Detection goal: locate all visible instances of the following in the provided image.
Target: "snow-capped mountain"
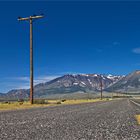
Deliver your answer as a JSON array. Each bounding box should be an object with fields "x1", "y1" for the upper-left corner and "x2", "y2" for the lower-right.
[
  {"x1": 106, "y1": 70, "x2": 140, "y2": 93},
  {"x1": 106, "y1": 74, "x2": 125, "y2": 83},
  {"x1": 0, "y1": 73, "x2": 123, "y2": 99}
]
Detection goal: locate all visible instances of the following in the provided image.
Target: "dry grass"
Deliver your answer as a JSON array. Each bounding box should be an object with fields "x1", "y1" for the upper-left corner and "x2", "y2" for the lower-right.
[
  {"x1": 0, "y1": 102, "x2": 54, "y2": 111},
  {"x1": 135, "y1": 115, "x2": 140, "y2": 125},
  {"x1": 62, "y1": 98, "x2": 111, "y2": 105},
  {"x1": 0, "y1": 98, "x2": 112, "y2": 111}
]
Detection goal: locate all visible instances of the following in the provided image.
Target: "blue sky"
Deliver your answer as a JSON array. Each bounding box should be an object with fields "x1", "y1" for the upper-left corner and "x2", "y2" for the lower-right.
[{"x1": 0, "y1": 1, "x2": 140, "y2": 92}]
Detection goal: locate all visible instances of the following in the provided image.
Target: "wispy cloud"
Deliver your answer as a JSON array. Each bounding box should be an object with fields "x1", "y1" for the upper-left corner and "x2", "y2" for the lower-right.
[
  {"x1": 10, "y1": 75, "x2": 59, "y2": 83},
  {"x1": 1, "y1": 75, "x2": 60, "y2": 92},
  {"x1": 132, "y1": 48, "x2": 140, "y2": 54},
  {"x1": 113, "y1": 41, "x2": 120, "y2": 46},
  {"x1": 34, "y1": 75, "x2": 60, "y2": 85},
  {"x1": 96, "y1": 49, "x2": 103, "y2": 53},
  {"x1": 13, "y1": 77, "x2": 30, "y2": 82},
  {"x1": 135, "y1": 63, "x2": 140, "y2": 66},
  {"x1": 0, "y1": 81, "x2": 30, "y2": 93},
  {"x1": 57, "y1": 71, "x2": 82, "y2": 75},
  {"x1": 95, "y1": 41, "x2": 120, "y2": 52}
]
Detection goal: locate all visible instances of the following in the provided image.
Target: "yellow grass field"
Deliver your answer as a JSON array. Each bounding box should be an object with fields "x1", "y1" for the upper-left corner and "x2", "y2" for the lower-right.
[
  {"x1": 0, "y1": 102, "x2": 54, "y2": 111},
  {"x1": 0, "y1": 98, "x2": 112, "y2": 111}
]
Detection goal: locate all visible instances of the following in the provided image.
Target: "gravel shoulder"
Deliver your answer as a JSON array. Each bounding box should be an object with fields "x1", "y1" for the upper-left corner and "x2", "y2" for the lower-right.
[{"x1": 0, "y1": 99, "x2": 140, "y2": 140}]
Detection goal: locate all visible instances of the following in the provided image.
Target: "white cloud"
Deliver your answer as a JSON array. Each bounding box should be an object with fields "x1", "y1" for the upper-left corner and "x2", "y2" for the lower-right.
[{"x1": 132, "y1": 48, "x2": 140, "y2": 54}]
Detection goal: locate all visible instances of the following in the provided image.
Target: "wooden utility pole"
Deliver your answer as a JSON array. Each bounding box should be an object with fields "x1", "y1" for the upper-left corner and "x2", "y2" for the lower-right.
[
  {"x1": 112, "y1": 82, "x2": 113, "y2": 99},
  {"x1": 18, "y1": 15, "x2": 44, "y2": 104},
  {"x1": 100, "y1": 75, "x2": 103, "y2": 100}
]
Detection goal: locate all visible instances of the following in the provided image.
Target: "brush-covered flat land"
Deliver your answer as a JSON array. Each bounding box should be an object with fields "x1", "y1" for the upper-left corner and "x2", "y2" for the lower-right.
[{"x1": 0, "y1": 98, "x2": 109, "y2": 111}]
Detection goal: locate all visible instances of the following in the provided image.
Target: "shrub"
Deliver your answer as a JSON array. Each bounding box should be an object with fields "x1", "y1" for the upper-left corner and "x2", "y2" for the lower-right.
[
  {"x1": 2, "y1": 101, "x2": 10, "y2": 104},
  {"x1": 61, "y1": 99, "x2": 66, "y2": 102},
  {"x1": 18, "y1": 99, "x2": 24, "y2": 105},
  {"x1": 44, "y1": 100, "x2": 49, "y2": 104},
  {"x1": 18, "y1": 99, "x2": 24, "y2": 102},
  {"x1": 34, "y1": 99, "x2": 49, "y2": 104},
  {"x1": 19, "y1": 102, "x2": 24, "y2": 105},
  {"x1": 56, "y1": 101, "x2": 61, "y2": 104}
]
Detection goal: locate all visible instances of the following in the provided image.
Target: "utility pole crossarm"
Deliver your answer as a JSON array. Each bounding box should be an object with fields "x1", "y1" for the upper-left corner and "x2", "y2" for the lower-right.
[
  {"x1": 18, "y1": 15, "x2": 44, "y2": 21},
  {"x1": 18, "y1": 17, "x2": 30, "y2": 21},
  {"x1": 31, "y1": 15, "x2": 44, "y2": 19}
]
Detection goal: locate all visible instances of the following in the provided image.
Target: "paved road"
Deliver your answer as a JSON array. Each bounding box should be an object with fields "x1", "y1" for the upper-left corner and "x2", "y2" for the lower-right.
[{"x1": 0, "y1": 99, "x2": 140, "y2": 140}]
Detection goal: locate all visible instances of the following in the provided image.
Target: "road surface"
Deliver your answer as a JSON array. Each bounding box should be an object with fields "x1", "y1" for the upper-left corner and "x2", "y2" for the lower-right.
[{"x1": 0, "y1": 99, "x2": 140, "y2": 140}]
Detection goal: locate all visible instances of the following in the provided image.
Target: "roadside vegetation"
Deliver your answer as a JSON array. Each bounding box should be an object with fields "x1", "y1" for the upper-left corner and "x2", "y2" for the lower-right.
[{"x1": 0, "y1": 98, "x2": 113, "y2": 111}]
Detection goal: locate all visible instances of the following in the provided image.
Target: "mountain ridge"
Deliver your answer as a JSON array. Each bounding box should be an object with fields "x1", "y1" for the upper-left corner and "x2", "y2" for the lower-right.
[
  {"x1": 0, "y1": 73, "x2": 123, "y2": 99},
  {"x1": 106, "y1": 70, "x2": 140, "y2": 93},
  {"x1": 2, "y1": 70, "x2": 140, "y2": 99}
]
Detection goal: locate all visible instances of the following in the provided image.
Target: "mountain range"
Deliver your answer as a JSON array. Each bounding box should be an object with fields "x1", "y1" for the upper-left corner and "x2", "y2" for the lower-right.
[
  {"x1": 106, "y1": 70, "x2": 140, "y2": 93},
  {"x1": 1, "y1": 70, "x2": 140, "y2": 99},
  {"x1": 0, "y1": 73, "x2": 122, "y2": 99}
]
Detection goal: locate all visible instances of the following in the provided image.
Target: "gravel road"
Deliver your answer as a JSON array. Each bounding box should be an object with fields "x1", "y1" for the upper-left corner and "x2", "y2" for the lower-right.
[{"x1": 0, "y1": 99, "x2": 140, "y2": 140}]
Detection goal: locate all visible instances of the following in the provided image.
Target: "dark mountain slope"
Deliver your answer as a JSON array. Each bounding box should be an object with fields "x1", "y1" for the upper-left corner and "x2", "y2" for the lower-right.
[{"x1": 106, "y1": 70, "x2": 140, "y2": 93}]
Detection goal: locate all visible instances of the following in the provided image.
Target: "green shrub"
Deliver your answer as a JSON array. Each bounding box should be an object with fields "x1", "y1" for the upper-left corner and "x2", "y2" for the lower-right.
[
  {"x1": 19, "y1": 102, "x2": 24, "y2": 105},
  {"x1": 56, "y1": 101, "x2": 61, "y2": 104},
  {"x1": 18, "y1": 99, "x2": 24, "y2": 105},
  {"x1": 61, "y1": 99, "x2": 66, "y2": 102},
  {"x1": 2, "y1": 101, "x2": 10, "y2": 104},
  {"x1": 34, "y1": 99, "x2": 49, "y2": 104}
]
